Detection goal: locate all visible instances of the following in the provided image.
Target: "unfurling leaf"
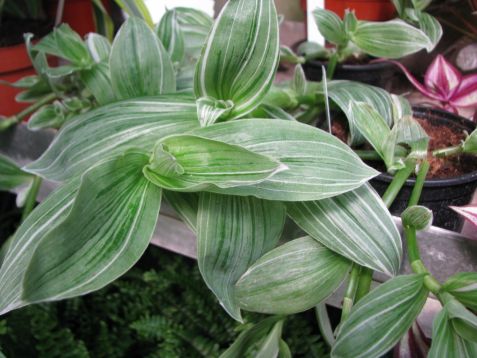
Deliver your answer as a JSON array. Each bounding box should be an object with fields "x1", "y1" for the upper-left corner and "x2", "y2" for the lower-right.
[
  {"x1": 287, "y1": 184, "x2": 402, "y2": 276},
  {"x1": 197, "y1": 193, "x2": 285, "y2": 321},
  {"x1": 442, "y1": 272, "x2": 477, "y2": 312},
  {"x1": 235, "y1": 237, "x2": 351, "y2": 315},
  {"x1": 194, "y1": 0, "x2": 279, "y2": 122},
  {"x1": 22, "y1": 151, "x2": 162, "y2": 302},
  {"x1": 332, "y1": 274, "x2": 429, "y2": 358},
  {"x1": 143, "y1": 135, "x2": 285, "y2": 191},
  {"x1": 402, "y1": 205, "x2": 433, "y2": 231}
]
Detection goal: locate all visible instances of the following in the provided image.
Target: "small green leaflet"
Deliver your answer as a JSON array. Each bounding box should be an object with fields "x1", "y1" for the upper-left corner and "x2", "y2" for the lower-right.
[
  {"x1": 25, "y1": 96, "x2": 199, "y2": 181},
  {"x1": 22, "y1": 151, "x2": 162, "y2": 303},
  {"x1": 332, "y1": 274, "x2": 429, "y2": 358},
  {"x1": 197, "y1": 193, "x2": 285, "y2": 321},
  {"x1": 0, "y1": 154, "x2": 34, "y2": 191},
  {"x1": 312, "y1": 9, "x2": 348, "y2": 46},
  {"x1": 287, "y1": 184, "x2": 402, "y2": 276},
  {"x1": 109, "y1": 17, "x2": 175, "y2": 100},
  {"x1": 143, "y1": 135, "x2": 286, "y2": 191},
  {"x1": 157, "y1": 9, "x2": 185, "y2": 64},
  {"x1": 442, "y1": 273, "x2": 477, "y2": 312},
  {"x1": 190, "y1": 118, "x2": 378, "y2": 201},
  {"x1": 194, "y1": 0, "x2": 279, "y2": 124},
  {"x1": 235, "y1": 237, "x2": 351, "y2": 315}
]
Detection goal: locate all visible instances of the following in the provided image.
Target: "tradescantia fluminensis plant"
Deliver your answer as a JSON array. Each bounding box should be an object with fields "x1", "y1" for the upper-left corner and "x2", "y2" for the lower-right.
[{"x1": 0, "y1": 1, "x2": 476, "y2": 357}]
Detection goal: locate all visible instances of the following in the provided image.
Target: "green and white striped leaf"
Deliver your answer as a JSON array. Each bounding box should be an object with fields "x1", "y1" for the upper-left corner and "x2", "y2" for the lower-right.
[
  {"x1": 85, "y1": 33, "x2": 111, "y2": 64},
  {"x1": 292, "y1": 65, "x2": 307, "y2": 96},
  {"x1": 143, "y1": 135, "x2": 285, "y2": 191},
  {"x1": 110, "y1": 17, "x2": 175, "y2": 100},
  {"x1": 429, "y1": 306, "x2": 477, "y2": 358},
  {"x1": 250, "y1": 104, "x2": 296, "y2": 121},
  {"x1": 235, "y1": 237, "x2": 351, "y2": 315},
  {"x1": 163, "y1": 191, "x2": 198, "y2": 232},
  {"x1": 0, "y1": 178, "x2": 80, "y2": 315},
  {"x1": 194, "y1": 0, "x2": 279, "y2": 123},
  {"x1": 191, "y1": 118, "x2": 378, "y2": 201},
  {"x1": 332, "y1": 274, "x2": 429, "y2": 358},
  {"x1": 157, "y1": 9, "x2": 185, "y2": 64},
  {"x1": 446, "y1": 298, "x2": 477, "y2": 343},
  {"x1": 327, "y1": 80, "x2": 395, "y2": 146},
  {"x1": 27, "y1": 102, "x2": 66, "y2": 130},
  {"x1": 391, "y1": 115, "x2": 429, "y2": 163},
  {"x1": 22, "y1": 151, "x2": 162, "y2": 303},
  {"x1": 0, "y1": 154, "x2": 34, "y2": 191},
  {"x1": 80, "y1": 62, "x2": 115, "y2": 105},
  {"x1": 442, "y1": 273, "x2": 477, "y2": 312},
  {"x1": 287, "y1": 184, "x2": 402, "y2": 276},
  {"x1": 312, "y1": 9, "x2": 348, "y2": 47},
  {"x1": 197, "y1": 193, "x2": 285, "y2": 321},
  {"x1": 350, "y1": 19, "x2": 434, "y2": 58},
  {"x1": 25, "y1": 95, "x2": 199, "y2": 182},
  {"x1": 113, "y1": 0, "x2": 154, "y2": 28},
  {"x1": 255, "y1": 320, "x2": 283, "y2": 358},
  {"x1": 175, "y1": 7, "x2": 213, "y2": 60},
  {"x1": 415, "y1": 11, "x2": 442, "y2": 48}
]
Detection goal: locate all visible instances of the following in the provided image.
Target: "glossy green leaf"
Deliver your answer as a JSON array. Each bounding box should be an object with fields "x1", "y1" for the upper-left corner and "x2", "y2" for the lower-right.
[
  {"x1": 190, "y1": 119, "x2": 378, "y2": 201},
  {"x1": 0, "y1": 154, "x2": 34, "y2": 191},
  {"x1": 110, "y1": 17, "x2": 175, "y2": 100},
  {"x1": 85, "y1": 33, "x2": 111, "y2": 63},
  {"x1": 22, "y1": 151, "x2": 162, "y2": 303},
  {"x1": 25, "y1": 95, "x2": 199, "y2": 182},
  {"x1": 157, "y1": 9, "x2": 185, "y2": 64},
  {"x1": 312, "y1": 9, "x2": 348, "y2": 46},
  {"x1": 113, "y1": 0, "x2": 154, "y2": 28},
  {"x1": 350, "y1": 19, "x2": 434, "y2": 58},
  {"x1": 0, "y1": 178, "x2": 80, "y2": 314},
  {"x1": 401, "y1": 205, "x2": 433, "y2": 231},
  {"x1": 143, "y1": 135, "x2": 285, "y2": 191},
  {"x1": 442, "y1": 273, "x2": 477, "y2": 311},
  {"x1": 287, "y1": 184, "x2": 402, "y2": 276},
  {"x1": 197, "y1": 193, "x2": 285, "y2": 321},
  {"x1": 194, "y1": 0, "x2": 279, "y2": 123},
  {"x1": 332, "y1": 274, "x2": 429, "y2": 358},
  {"x1": 235, "y1": 237, "x2": 351, "y2": 315},
  {"x1": 163, "y1": 191, "x2": 198, "y2": 232},
  {"x1": 429, "y1": 306, "x2": 477, "y2": 358},
  {"x1": 80, "y1": 62, "x2": 115, "y2": 105}
]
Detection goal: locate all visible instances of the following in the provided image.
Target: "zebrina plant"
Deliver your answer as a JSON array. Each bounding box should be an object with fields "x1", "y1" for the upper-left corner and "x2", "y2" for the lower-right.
[{"x1": 0, "y1": 1, "x2": 476, "y2": 357}]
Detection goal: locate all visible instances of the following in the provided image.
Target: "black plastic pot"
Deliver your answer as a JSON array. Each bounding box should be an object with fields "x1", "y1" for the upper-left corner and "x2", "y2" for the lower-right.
[
  {"x1": 303, "y1": 59, "x2": 396, "y2": 88},
  {"x1": 370, "y1": 107, "x2": 477, "y2": 232}
]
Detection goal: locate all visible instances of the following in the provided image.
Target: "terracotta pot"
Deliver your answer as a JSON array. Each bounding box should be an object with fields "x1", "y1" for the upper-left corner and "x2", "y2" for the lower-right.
[
  {"x1": 48, "y1": 0, "x2": 96, "y2": 37},
  {"x1": 325, "y1": 0, "x2": 396, "y2": 20},
  {"x1": 0, "y1": 44, "x2": 36, "y2": 117}
]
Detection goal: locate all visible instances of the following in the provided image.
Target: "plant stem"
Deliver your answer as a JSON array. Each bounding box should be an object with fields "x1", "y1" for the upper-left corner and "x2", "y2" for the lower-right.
[
  {"x1": 432, "y1": 145, "x2": 463, "y2": 158},
  {"x1": 340, "y1": 264, "x2": 360, "y2": 322},
  {"x1": 21, "y1": 176, "x2": 42, "y2": 222},
  {"x1": 0, "y1": 93, "x2": 56, "y2": 131},
  {"x1": 326, "y1": 53, "x2": 339, "y2": 80},
  {"x1": 382, "y1": 163, "x2": 415, "y2": 208},
  {"x1": 354, "y1": 150, "x2": 382, "y2": 161},
  {"x1": 354, "y1": 268, "x2": 373, "y2": 302},
  {"x1": 408, "y1": 160, "x2": 429, "y2": 207}
]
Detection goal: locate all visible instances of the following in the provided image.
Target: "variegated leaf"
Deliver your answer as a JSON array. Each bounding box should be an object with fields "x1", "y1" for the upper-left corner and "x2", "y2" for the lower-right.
[
  {"x1": 235, "y1": 237, "x2": 351, "y2": 315},
  {"x1": 85, "y1": 33, "x2": 111, "y2": 64},
  {"x1": 194, "y1": 0, "x2": 279, "y2": 123},
  {"x1": 312, "y1": 9, "x2": 348, "y2": 46},
  {"x1": 175, "y1": 7, "x2": 213, "y2": 60},
  {"x1": 157, "y1": 9, "x2": 185, "y2": 63},
  {"x1": 80, "y1": 63, "x2": 115, "y2": 105},
  {"x1": 197, "y1": 193, "x2": 285, "y2": 321},
  {"x1": 0, "y1": 154, "x2": 34, "y2": 191},
  {"x1": 442, "y1": 273, "x2": 477, "y2": 312},
  {"x1": 110, "y1": 17, "x2": 175, "y2": 100},
  {"x1": 22, "y1": 151, "x2": 162, "y2": 302},
  {"x1": 415, "y1": 11, "x2": 442, "y2": 48},
  {"x1": 25, "y1": 96, "x2": 199, "y2": 182},
  {"x1": 113, "y1": 0, "x2": 154, "y2": 28},
  {"x1": 287, "y1": 184, "x2": 402, "y2": 276},
  {"x1": 190, "y1": 119, "x2": 378, "y2": 201},
  {"x1": 163, "y1": 191, "x2": 198, "y2": 232}
]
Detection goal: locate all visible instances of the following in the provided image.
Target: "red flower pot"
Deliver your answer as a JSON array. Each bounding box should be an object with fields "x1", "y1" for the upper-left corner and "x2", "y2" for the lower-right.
[
  {"x1": 325, "y1": 0, "x2": 396, "y2": 20},
  {"x1": 48, "y1": 0, "x2": 96, "y2": 37}
]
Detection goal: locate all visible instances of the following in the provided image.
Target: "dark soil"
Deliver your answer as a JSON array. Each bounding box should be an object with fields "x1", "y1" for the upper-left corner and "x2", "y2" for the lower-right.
[{"x1": 0, "y1": 18, "x2": 53, "y2": 47}]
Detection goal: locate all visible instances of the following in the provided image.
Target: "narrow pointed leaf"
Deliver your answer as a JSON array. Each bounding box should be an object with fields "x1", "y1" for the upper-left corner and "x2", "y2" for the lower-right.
[
  {"x1": 22, "y1": 151, "x2": 162, "y2": 302},
  {"x1": 235, "y1": 237, "x2": 351, "y2": 315},
  {"x1": 425, "y1": 54, "x2": 461, "y2": 97},
  {"x1": 0, "y1": 154, "x2": 34, "y2": 191},
  {"x1": 0, "y1": 178, "x2": 80, "y2": 315},
  {"x1": 312, "y1": 9, "x2": 348, "y2": 46},
  {"x1": 194, "y1": 0, "x2": 279, "y2": 120},
  {"x1": 25, "y1": 96, "x2": 199, "y2": 181},
  {"x1": 287, "y1": 184, "x2": 402, "y2": 276},
  {"x1": 451, "y1": 74, "x2": 477, "y2": 108},
  {"x1": 157, "y1": 9, "x2": 185, "y2": 63},
  {"x1": 332, "y1": 274, "x2": 429, "y2": 358},
  {"x1": 442, "y1": 273, "x2": 477, "y2": 311},
  {"x1": 27, "y1": 102, "x2": 65, "y2": 130},
  {"x1": 110, "y1": 17, "x2": 175, "y2": 100},
  {"x1": 256, "y1": 320, "x2": 283, "y2": 358},
  {"x1": 191, "y1": 119, "x2": 378, "y2": 201},
  {"x1": 85, "y1": 33, "x2": 111, "y2": 64},
  {"x1": 113, "y1": 0, "x2": 154, "y2": 28},
  {"x1": 463, "y1": 127, "x2": 477, "y2": 154},
  {"x1": 197, "y1": 193, "x2": 285, "y2": 321}
]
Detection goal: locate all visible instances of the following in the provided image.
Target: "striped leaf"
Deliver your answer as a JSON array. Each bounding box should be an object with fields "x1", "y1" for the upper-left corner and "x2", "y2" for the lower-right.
[
  {"x1": 25, "y1": 96, "x2": 199, "y2": 182},
  {"x1": 0, "y1": 178, "x2": 80, "y2": 315},
  {"x1": 327, "y1": 80, "x2": 395, "y2": 146},
  {"x1": 312, "y1": 9, "x2": 348, "y2": 46},
  {"x1": 415, "y1": 11, "x2": 442, "y2": 48},
  {"x1": 85, "y1": 33, "x2": 111, "y2": 64},
  {"x1": 113, "y1": 0, "x2": 154, "y2": 28},
  {"x1": 22, "y1": 151, "x2": 162, "y2": 303},
  {"x1": 235, "y1": 237, "x2": 351, "y2": 315},
  {"x1": 163, "y1": 191, "x2": 198, "y2": 232},
  {"x1": 27, "y1": 102, "x2": 66, "y2": 130},
  {"x1": 350, "y1": 19, "x2": 434, "y2": 58},
  {"x1": 110, "y1": 17, "x2": 175, "y2": 100},
  {"x1": 190, "y1": 119, "x2": 378, "y2": 201},
  {"x1": 175, "y1": 7, "x2": 213, "y2": 60},
  {"x1": 287, "y1": 184, "x2": 402, "y2": 276},
  {"x1": 194, "y1": 0, "x2": 279, "y2": 123},
  {"x1": 197, "y1": 193, "x2": 285, "y2": 321},
  {"x1": 143, "y1": 135, "x2": 285, "y2": 191},
  {"x1": 157, "y1": 9, "x2": 185, "y2": 64},
  {"x1": 429, "y1": 306, "x2": 477, "y2": 358},
  {"x1": 332, "y1": 274, "x2": 429, "y2": 358},
  {"x1": 250, "y1": 104, "x2": 296, "y2": 121},
  {"x1": 80, "y1": 63, "x2": 115, "y2": 105},
  {"x1": 0, "y1": 154, "x2": 33, "y2": 191},
  {"x1": 442, "y1": 273, "x2": 477, "y2": 312},
  {"x1": 446, "y1": 299, "x2": 477, "y2": 343}
]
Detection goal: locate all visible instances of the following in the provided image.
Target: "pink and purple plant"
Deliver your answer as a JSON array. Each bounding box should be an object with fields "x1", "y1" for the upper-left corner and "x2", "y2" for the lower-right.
[
  {"x1": 384, "y1": 55, "x2": 477, "y2": 116},
  {"x1": 451, "y1": 205, "x2": 477, "y2": 230}
]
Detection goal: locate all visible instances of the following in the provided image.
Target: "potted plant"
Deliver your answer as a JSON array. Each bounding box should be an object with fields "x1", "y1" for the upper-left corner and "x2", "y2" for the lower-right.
[
  {"x1": 0, "y1": 1, "x2": 475, "y2": 357},
  {"x1": 299, "y1": 1, "x2": 442, "y2": 87}
]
